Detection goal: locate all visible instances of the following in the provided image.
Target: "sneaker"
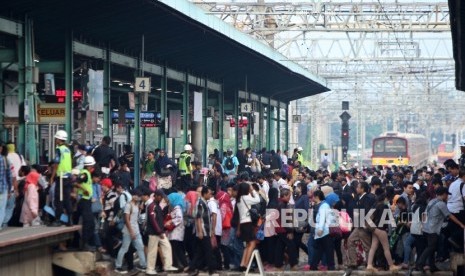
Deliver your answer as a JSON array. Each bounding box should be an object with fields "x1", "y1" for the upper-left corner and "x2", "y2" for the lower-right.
[
  {"x1": 164, "y1": 266, "x2": 178, "y2": 271},
  {"x1": 302, "y1": 264, "x2": 310, "y2": 271},
  {"x1": 145, "y1": 269, "x2": 157, "y2": 275},
  {"x1": 136, "y1": 265, "x2": 146, "y2": 272},
  {"x1": 115, "y1": 267, "x2": 128, "y2": 274}
]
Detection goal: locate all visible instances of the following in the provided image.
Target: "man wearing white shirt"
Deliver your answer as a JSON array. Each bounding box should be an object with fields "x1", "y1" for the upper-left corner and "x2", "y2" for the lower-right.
[
  {"x1": 446, "y1": 167, "x2": 465, "y2": 251},
  {"x1": 257, "y1": 175, "x2": 270, "y2": 196},
  {"x1": 208, "y1": 193, "x2": 223, "y2": 270}
]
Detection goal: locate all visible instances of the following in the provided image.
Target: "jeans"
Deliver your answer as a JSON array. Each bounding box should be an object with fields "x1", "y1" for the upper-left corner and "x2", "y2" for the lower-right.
[
  {"x1": 93, "y1": 213, "x2": 102, "y2": 248},
  {"x1": 228, "y1": 228, "x2": 244, "y2": 268},
  {"x1": 403, "y1": 233, "x2": 416, "y2": 264},
  {"x1": 0, "y1": 192, "x2": 8, "y2": 229},
  {"x1": 116, "y1": 233, "x2": 147, "y2": 268},
  {"x1": 3, "y1": 192, "x2": 15, "y2": 226},
  {"x1": 76, "y1": 198, "x2": 95, "y2": 246}
]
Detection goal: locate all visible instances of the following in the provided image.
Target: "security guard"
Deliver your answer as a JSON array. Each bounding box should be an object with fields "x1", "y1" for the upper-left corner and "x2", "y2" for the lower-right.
[
  {"x1": 74, "y1": 156, "x2": 96, "y2": 250},
  {"x1": 178, "y1": 144, "x2": 193, "y2": 191},
  {"x1": 50, "y1": 130, "x2": 73, "y2": 226},
  {"x1": 296, "y1": 146, "x2": 304, "y2": 164}
]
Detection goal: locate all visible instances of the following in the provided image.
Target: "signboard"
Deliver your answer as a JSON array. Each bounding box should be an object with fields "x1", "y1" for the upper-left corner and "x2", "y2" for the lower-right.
[
  {"x1": 241, "y1": 103, "x2": 252, "y2": 113},
  {"x1": 135, "y1": 77, "x2": 151, "y2": 93},
  {"x1": 292, "y1": 115, "x2": 301, "y2": 123},
  {"x1": 111, "y1": 111, "x2": 161, "y2": 127},
  {"x1": 168, "y1": 110, "x2": 181, "y2": 138},
  {"x1": 37, "y1": 104, "x2": 66, "y2": 123}
]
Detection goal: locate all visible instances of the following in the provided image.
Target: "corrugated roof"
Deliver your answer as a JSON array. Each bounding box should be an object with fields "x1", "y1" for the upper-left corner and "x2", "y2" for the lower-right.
[{"x1": 1, "y1": 0, "x2": 329, "y2": 102}]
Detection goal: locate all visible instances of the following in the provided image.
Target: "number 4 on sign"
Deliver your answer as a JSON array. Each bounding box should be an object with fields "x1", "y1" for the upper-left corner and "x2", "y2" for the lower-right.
[{"x1": 135, "y1": 77, "x2": 151, "y2": 93}]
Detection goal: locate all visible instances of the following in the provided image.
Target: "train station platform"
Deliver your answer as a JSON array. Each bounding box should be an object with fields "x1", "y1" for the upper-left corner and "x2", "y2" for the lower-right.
[{"x1": 0, "y1": 225, "x2": 80, "y2": 276}]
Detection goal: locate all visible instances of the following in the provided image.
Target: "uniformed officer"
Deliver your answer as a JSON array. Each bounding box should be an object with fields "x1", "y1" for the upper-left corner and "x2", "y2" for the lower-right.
[
  {"x1": 296, "y1": 146, "x2": 304, "y2": 164},
  {"x1": 178, "y1": 144, "x2": 193, "y2": 191},
  {"x1": 74, "y1": 156, "x2": 96, "y2": 250},
  {"x1": 50, "y1": 130, "x2": 73, "y2": 226}
]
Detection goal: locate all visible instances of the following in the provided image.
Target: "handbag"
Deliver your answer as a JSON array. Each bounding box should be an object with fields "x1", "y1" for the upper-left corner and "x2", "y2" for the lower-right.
[
  {"x1": 222, "y1": 209, "x2": 232, "y2": 229},
  {"x1": 91, "y1": 200, "x2": 103, "y2": 213},
  {"x1": 243, "y1": 198, "x2": 260, "y2": 224},
  {"x1": 149, "y1": 176, "x2": 157, "y2": 192},
  {"x1": 256, "y1": 223, "x2": 265, "y2": 240},
  {"x1": 164, "y1": 213, "x2": 175, "y2": 232}
]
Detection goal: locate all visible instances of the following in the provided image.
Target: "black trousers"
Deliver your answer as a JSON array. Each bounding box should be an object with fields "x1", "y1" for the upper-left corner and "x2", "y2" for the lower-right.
[
  {"x1": 310, "y1": 235, "x2": 335, "y2": 270},
  {"x1": 76, "y1": 198, "x2": 95, "y2": 246},
  {"x1": 189, "y1": 237, "x2": 215, "y2": 273},
  {"x1": 416, "y1": 232, "x2": 438, "y2": 268},
  {"x1": 274, "y1": 233, "x2": 298, "y2": 267},
  {"x1": 213, "y1": 235, "x2": 223, "y2": 269},
  {"x1": 293, "y1": 231, "x2": 309, "y2": 260},
  {"x1": 448, "y1": 211, "x2": 465, "y2": 251},
  {"x1": 171, "y1": 240, "x2": 188, "y2": 269},
  {"x1": 54, "y1": 177, "x2": 73, "y2": 222}
]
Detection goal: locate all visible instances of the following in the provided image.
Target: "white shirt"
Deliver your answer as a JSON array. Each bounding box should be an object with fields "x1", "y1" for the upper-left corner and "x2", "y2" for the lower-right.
[
  {"x1": 237, "y1": 191, "x2": 261, "y2": 223},
  {"x1": 7, "y1": 152, "x2": 26, "y2": 179},
  {"x1": 447, "y1": 178, "x2": 465, "y2": 213},
  {"x1": 208, "y1": 198, "x2": 222, "y2": 236},
  {"x1": 260, "y1": 180, "x2": 270, "y2": 196},
  {"x1": 281, "y1": 154, "x2": 288, "y2": 165}
]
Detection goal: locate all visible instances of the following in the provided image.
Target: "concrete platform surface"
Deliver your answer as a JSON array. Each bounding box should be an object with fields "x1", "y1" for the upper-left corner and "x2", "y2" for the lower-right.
[{"x1": 0, "y1": 225, "x2": 81, "y2": 247}]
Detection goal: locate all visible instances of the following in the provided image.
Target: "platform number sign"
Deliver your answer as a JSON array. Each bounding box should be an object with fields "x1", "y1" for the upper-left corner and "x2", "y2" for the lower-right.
[
  {"x1": 241, "y1": 103, "x2": 252, "y2": 113},
  {"x1": 135, "y1": 77, "x2": 151, "y2": 93},
  {"x1": 292, "y1": 115, "x2": 301, "y2": 123}
]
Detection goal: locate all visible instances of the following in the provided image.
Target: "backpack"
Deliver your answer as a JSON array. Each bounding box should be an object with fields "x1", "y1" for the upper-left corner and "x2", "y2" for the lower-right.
[
  {"x1": 225, "y1": 157, "x2": 235, "y2": 170},
  {"x1": 114, "y1": 192, "x2": 129, "y2": 219},
  {"x1": 321, "y1": 158, "x2": 329, "y2": 168}
]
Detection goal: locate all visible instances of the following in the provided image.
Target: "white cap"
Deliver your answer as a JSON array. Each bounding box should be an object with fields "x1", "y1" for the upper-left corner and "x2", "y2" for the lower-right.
[
  {"x1": 84, "y1": 156, "x2": 96, "y2": 166},
  {"x1": 184, "y1": 144, "x2": 192, "y2": 151},
  {"x1": 297, "y1": 146, "x2": 303, "y2": 151},
  {"x1": 460, "y1": 139, "x2": 465, "y2": 147},
  {"x1": 54, "y1": 130, "x2": 68, "y2": 141}
]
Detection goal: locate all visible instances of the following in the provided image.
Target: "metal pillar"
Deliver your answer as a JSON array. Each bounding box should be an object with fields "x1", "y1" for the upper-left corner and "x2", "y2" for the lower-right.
[
  {"x1": 134, "y1": 93, "x2": 140, "y2": 187},
  {"x1": 234, "y1": 90, "x2": 239, "y2": 153},
  {"x1": 266, "y1": 100, "x2": 272, "y2": 150},
  {"x1": 182, "y1": 73, "x2": 189, "y2": 145},
  {"x1": 159, "y1": 66, "x2": 167, "y2": 150},
  {"x1": 103, "y1": 44, "x2": 111, "y2": 137},
  {"x1": 285, "y1": 106, "x2": 289, "y2": 151},
  {"x1": 258, "y1": 103, "x2": 264, "y2": 150},
  {"x1": 202, "y1": 80, "x2": 208, "y2": 166},
  {"x1": 65, "y1": 31, "x2": 73, "y2": 139},
  {"x1": 218, "y1": 85, "x2": 224, "y2": 156},
  {"x1": 17, "y1": 31, "x2": 25, "y2": 156},
  {"x1": 24, "y1": 18, "x2": 37, "y2": 163},
  {"x1": 276, "y1": 106, "x2": 280, "y2": 150}
]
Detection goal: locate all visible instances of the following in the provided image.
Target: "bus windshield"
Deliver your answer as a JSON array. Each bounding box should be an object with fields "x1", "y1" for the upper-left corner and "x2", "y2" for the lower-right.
[{"x1": 373, "y1": 138, "x2": 407, "y2": 157}]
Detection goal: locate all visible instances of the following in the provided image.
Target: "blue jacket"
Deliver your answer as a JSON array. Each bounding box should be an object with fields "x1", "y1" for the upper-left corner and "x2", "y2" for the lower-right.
[{"x1": 314, "y1": 201, "x2": 330, "y2": 239}]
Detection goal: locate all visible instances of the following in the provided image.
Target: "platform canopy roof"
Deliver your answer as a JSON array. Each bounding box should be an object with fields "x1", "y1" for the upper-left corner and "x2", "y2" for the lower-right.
[{"x1": 1, "y1": 0, "x2": 329, "y2": 103}]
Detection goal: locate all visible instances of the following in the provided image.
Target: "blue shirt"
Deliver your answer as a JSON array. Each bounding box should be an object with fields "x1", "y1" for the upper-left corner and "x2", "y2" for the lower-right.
[
  {"x1": 314, "y1": 201, "x2": 331, "y2": 239},
  {"x1": 222, "y1": 155, "x2": 239, "y2": 175},
  {"x1": 0, "y1": 155, "x2": 12, "y2": 194}
]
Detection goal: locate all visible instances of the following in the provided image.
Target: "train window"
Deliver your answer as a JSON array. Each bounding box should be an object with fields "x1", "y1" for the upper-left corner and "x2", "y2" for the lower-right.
[
  {"x1": 385, "y1": 138, "x2": 406, "y2": 153},
  {"x1": 374, "y1": 139, "x2": 384, "y2": 152}
]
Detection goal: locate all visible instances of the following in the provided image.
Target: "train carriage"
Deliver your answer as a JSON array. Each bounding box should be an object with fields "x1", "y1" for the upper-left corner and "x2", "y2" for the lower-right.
[{"x1": 372, "y1": 132, "x2": 429, "y2": 168}]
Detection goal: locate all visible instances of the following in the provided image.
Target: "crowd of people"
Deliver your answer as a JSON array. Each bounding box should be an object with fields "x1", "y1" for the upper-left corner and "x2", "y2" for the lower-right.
[{"x1": 1, "y1": 130, "x2": 465, "y2": 276}]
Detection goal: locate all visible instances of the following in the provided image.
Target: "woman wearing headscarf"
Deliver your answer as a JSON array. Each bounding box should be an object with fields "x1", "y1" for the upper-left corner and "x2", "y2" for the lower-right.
[
  {"x1": 20, "y1": 171, "x2": 42, "y2": 227},
  {"x1": 166, "y1": 192, "x2": 187, "y2": 270},
  {"x1": 216, "y1": 191, "x2": 233, "y2": 270}
]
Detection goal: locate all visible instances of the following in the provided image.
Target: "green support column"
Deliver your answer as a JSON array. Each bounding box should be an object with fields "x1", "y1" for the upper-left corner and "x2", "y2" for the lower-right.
[
  {"x1": 134, "y1": 93, "x2": 141, "y2": 188},
  {"x1": 218, "y1": 84, "x2": 224, "y2": 157},
  {"x1": 159, "y1": 66, "x2": 167, "y2": 150},
  {"x1": 202, "y1": 80, "x2": 208, "y2": 166},
  {"x1": 103, "y1": 44, "x2": 111, "y2": 137},
  {"x1": 17, "y1": 40, "x2": 25, "y2": 156},
  {"x1": 182, "y1": 73, "x2": 189, "y2": 145},
  {"x1": 285, "y1": 105, "x2": 289, "y2": 151},
  {"x1": 276, "y1": 105, "x2": 280, "y2": 150},
  {"x1": 65, "y1": 31, "x2": 73, "y2": 139},
  {"x1": 234, "y1": 90, "x2": 239, "y2": 153},
  {"x1": 24, "y1": 18, "x2": 37, "y2": 163},
  {"x1": 266, "y1": 100, "x2": 272, "y2": 150}
]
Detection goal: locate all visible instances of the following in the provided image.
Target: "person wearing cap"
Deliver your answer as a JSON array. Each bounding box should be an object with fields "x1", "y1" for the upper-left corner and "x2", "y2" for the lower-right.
[
  {"x1": 115, "y1": 188, "x2": 147, "y2": 274},
  {"x1": 50, "y1": 130, "x2": 73, "y2": 227},
  {"x1": 74, "y1": 155, "x2": 96, "y2": 250},
  {"x1": 222, "y1": 148, "x2": 239, "y2": 178},
  {"x1": 178, "y1": 145, "x2": 193, "y2": 191},
  {"x1": 416, "y1": 187, "x2": 465, "y2": 273}
]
